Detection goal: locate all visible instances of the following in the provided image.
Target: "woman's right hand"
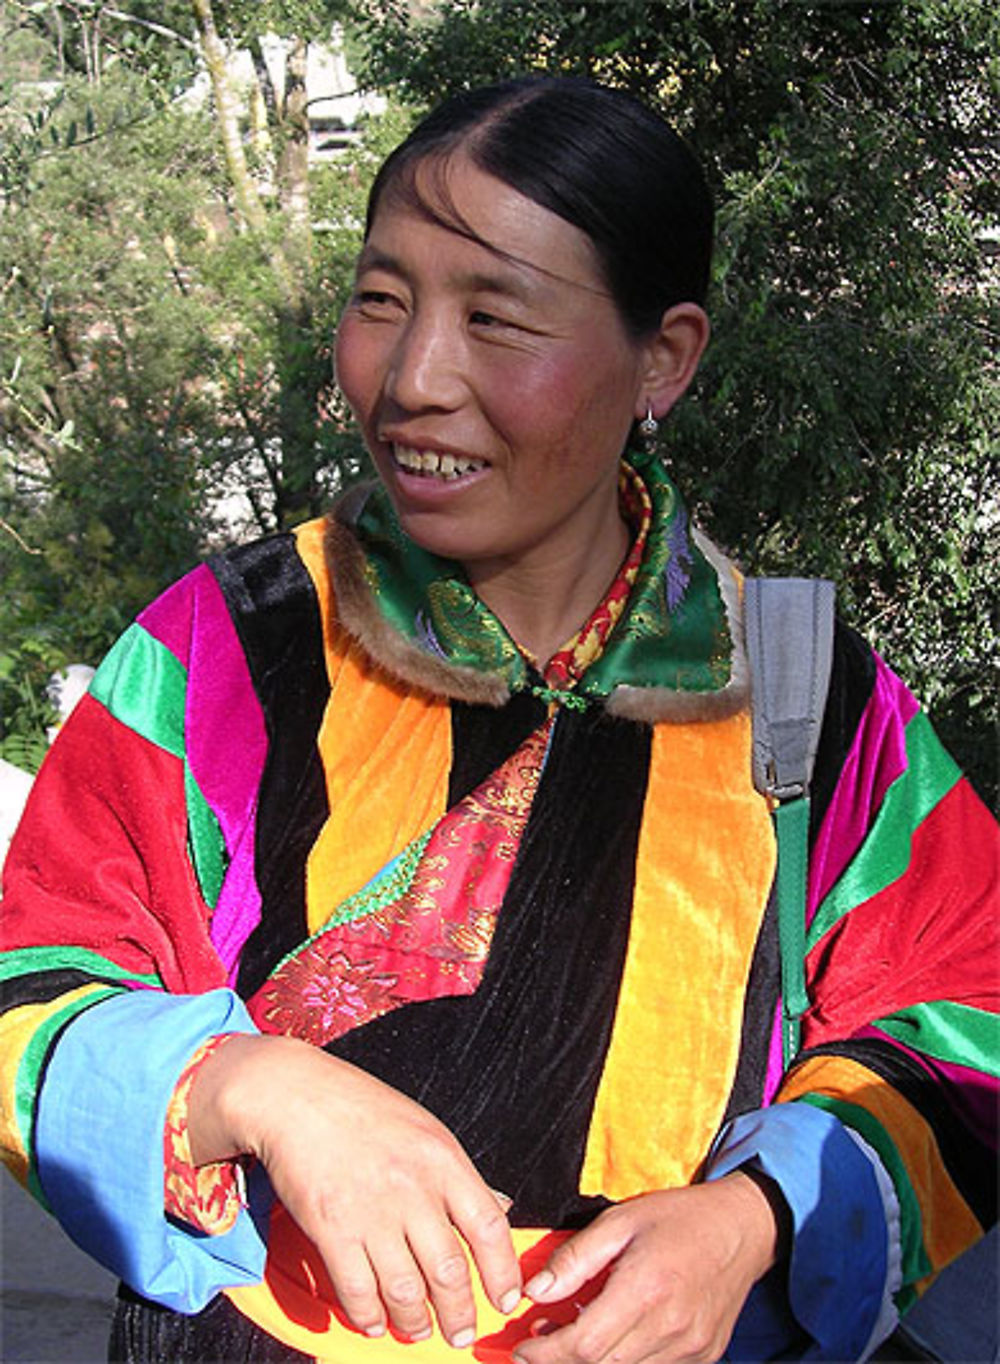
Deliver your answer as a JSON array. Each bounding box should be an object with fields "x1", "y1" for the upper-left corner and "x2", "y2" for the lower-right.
[{"x1": 186, "y1": 1032, "x2": 522, "y2": 1347}]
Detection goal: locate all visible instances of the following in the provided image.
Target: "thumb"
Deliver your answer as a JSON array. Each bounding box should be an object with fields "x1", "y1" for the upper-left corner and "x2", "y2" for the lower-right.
[{"x1": 523, "y1": 1217, "x2": 632, "y2": 1304}]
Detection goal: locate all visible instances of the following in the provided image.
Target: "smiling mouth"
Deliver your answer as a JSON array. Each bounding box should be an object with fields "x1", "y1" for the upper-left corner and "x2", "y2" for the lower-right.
[{"x1": 392, "y1": 445, "x2": 487, "y2": 481}]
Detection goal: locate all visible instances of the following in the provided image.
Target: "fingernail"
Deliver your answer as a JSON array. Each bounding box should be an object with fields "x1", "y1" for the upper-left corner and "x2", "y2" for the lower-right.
[
  {"x1": 524, "y1": 1269, "x2": 555, "y2": 1300},
  {"x1": 450, "y1": 1326, "x2": 476, "y2": 1349},
  {"x1": 409, "y1": 1327, "x2": 433, "y2": 1342},
  {"x1": 500, "y1": 1287, "x2": 522, "y2": 1314},
  {"x1": 365, "y1": 1323, "x2": 386, "y2": 1338},
  {"x1": 490, "y1": 1186, "x2": 514, "y2": 1213}
]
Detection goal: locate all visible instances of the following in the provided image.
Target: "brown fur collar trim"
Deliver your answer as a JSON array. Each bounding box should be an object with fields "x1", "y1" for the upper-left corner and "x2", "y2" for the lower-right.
[
  {"x1": 324, "y1": 489, "x2": 747, "y2": 723},
  {"x1": 325, "y1": 493, "x2": 510, "y2": 706}
]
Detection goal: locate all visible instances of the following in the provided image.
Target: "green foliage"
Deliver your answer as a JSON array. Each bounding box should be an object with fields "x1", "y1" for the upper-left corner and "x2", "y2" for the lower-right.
[
  {"x1": 0, "y1": 0, "x2": 376, "y2": 721},
  {"x1": 354, "y1": 0, "x2": 1000, "y2": 806},
  {"x1": 0, "y1": 634, "x2": 60, "y2": 775},
  {"x1": 1, "y1": 73, "x2": 223, "y2": 664}
]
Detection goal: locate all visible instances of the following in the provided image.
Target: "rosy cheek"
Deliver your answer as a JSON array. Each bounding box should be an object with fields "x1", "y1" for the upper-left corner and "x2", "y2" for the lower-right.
[
  {"x1": 484, "y1": 350, "x2": 576, "y2": 421},
  {"x1": 334, "y1": 321, "x2": 376, "y2": 417}
]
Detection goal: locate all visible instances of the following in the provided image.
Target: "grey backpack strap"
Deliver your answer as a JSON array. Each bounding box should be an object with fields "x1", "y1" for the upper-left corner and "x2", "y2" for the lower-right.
[{"x1": 744, "y1": 577, "x2": 836, "y2": 1067}]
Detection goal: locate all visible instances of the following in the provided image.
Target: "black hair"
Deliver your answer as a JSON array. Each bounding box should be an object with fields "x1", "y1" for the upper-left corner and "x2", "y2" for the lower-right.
[{"x1": 365, "y1": 75, "x2": 714, "y2": 338}]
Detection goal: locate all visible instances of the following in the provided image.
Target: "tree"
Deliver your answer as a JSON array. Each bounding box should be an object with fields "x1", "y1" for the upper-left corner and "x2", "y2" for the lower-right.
[
  {"x1": 354, "y1": 0, "x2": 999, "y2": 803},
  {"x1": 1, "y1": 0, "x2": 393, "y2": 764}
]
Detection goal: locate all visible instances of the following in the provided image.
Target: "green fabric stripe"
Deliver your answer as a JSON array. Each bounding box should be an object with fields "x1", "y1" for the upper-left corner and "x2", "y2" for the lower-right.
[
  {"x1": 798, "y1": 1092, "x2": 930, "y2": 1294},
  {"x1": 874, "y1": 1002, "x2": 1000, "y2": 1077},
  {"x1": 808, "y1": 710, "x2": 960, "y2": 947},
  {"x1": 19, "y1": 985, "x2": 120, "y2": 1208},
  {"x1": 89, "y1": 626, "x2": 225, "y2": 906},
  {"x1": 89, "y1": 624, "x2": 187, "y2": 759},
  {"x1": 328, "y1": 830, "x2": 433, "y2": 929},
  {"x1": 184, "y1": 761, "x2": 226, "y2": 909},
  {"x1": 0, "y1": 946, "x2": 161, "y2": 988}
]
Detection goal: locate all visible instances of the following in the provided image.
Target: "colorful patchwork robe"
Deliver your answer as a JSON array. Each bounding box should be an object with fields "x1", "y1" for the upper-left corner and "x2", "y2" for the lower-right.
[{"x1": 1, "y1": 458, "x2": 996, "y2": 1361}]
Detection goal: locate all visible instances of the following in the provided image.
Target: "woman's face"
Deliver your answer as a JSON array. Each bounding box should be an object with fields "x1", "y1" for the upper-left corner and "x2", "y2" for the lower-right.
[{"x1": 335, "y1": 156, "x2": 653, "y2": 578}]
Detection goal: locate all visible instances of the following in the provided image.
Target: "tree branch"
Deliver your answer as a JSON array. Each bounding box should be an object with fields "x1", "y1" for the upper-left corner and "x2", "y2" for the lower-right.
[
  {"x1": 0, "y1": 517, "x2": 43, "y2": 555},
  {"x1": 50, "y1": 0, "x2": 199, "y2": 52}
]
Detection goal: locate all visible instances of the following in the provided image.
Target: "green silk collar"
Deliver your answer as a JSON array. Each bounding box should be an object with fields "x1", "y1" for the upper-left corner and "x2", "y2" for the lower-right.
[{"x1": 349, "y1": 451, "x2": 733, "y2": 700}]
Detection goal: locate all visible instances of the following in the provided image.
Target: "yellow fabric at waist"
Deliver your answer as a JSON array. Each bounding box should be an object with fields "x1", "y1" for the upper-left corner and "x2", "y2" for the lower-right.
[{"x1": 226, "y1": 1210, "x2": 576, "y2": 1362}]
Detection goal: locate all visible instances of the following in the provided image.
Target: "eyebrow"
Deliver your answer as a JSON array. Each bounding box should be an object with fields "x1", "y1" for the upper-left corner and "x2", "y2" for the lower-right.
[{"x1": 355, "y1": 244, "x2": 546, "y2": 304}]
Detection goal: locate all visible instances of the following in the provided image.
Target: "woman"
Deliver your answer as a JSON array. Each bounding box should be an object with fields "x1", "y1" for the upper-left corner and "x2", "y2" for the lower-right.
[{"x1": 1, "y1": 77, "x2": 995, "y2": 1364}]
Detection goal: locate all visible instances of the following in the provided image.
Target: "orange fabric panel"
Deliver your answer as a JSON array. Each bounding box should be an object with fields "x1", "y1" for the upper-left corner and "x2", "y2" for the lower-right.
[
  {"x1": 778, "y1": 1053, "x2": 982, "y2": 1285},
  {"x1": 294, "y1": 521, "x2": 452, "y2": 933},
  {"x1": 227, "y1": 1212, "x2": 581, "y2": 1362},
  {"x1": 581, "y1": 709, "x2": 775, "y2": 1198}
]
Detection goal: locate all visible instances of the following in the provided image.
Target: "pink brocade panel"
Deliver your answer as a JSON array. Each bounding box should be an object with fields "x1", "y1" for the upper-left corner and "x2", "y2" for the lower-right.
[{"x1": 248, "y1": 720, "x2": 552, "y2": 1045}]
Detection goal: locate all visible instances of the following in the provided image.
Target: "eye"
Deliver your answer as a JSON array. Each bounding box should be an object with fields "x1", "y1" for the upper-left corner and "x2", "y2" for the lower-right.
[
  {"x1": 469, "y1": 308, "x2": 524, "y2": 333},
  {"x1": 353, "y1": 288, "x2": 404, "y2": 317}
]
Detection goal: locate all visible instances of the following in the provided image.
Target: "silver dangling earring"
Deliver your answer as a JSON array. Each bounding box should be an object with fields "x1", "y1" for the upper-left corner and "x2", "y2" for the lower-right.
[{"x1": 639, "y1": 402, "x2": 659, "y2": 452}]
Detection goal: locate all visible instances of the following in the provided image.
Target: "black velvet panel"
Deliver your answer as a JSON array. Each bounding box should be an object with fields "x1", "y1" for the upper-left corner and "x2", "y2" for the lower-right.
[
  {"x1": 792, "y1": 1039, "x2": 998, "y2": 1231},
  {"x1": 448, "y1": 688, "x2": 548, "y2": 803},
  {"x1": 209, "y1": 536, "x2": 331, "y2": 999},
  {"x1": 720, "y1": 880, "x2": 781, "y2": 1125},
  {"x1": 329, "y1": 700, "x2": 652, "y2": 1230},
  {"x1": 0, "y1": 969, "x2": 120, "y2": 1014},
  {"x1": 110, "y1": 1282, "x2": 310, "y2": 1363},
  {"x1": 809, "y1": 622, "x2": 877, "y2": 840}
]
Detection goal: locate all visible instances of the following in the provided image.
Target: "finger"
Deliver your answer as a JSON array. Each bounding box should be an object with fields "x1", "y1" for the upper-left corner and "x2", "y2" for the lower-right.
[
  {"x1": 366, "y1": 1229, "x2": 436, "y2": 1341},
  {"x1": 513, "y1": 1299, "x2": 631, "y2": 1364},
  {"x1": 490, "y1": 1187, "x2": 513, "y2": 1214},
  {"x1": 320, "y1": 1233, "x2": 387, "y2": 1338},
  {"x1": 406, "y1": 1215, "x2": 481, "y2": 1348},
  {"x1": 517, "y1": 1260, "x2": 723, "y2": 1364},
  {"x1": 447, "y1": 1182, "x2": 522, "y2": 1316},
  {"x1": 523, "y1": 1211, "x2": 632, "y2": 1304}
]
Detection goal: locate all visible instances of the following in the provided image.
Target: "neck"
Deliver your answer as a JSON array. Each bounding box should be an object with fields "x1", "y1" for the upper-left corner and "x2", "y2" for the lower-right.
[{"x1": 466, "y1": 510, "x2": 630, "y2": 670}]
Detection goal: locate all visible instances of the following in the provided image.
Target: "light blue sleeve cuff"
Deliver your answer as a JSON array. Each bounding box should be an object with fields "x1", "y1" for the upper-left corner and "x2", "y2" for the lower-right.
[
  {"x1": 707, "y1": 1102, "x2": 898, "y2": 1361},
  {"x1": 35, "y1": 987, "x2": 268, "y2": 1313}
]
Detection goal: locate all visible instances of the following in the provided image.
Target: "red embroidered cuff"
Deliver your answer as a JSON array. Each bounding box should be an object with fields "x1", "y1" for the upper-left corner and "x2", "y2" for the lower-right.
[{"x1": 163, "y1": 1034, "x2": 247, "y2": 1235}]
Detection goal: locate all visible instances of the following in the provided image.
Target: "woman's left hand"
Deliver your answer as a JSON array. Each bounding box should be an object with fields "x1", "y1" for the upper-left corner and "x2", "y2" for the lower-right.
[{"x1": 512, "y1": 1173, "x2": 782, "y2": 1364}]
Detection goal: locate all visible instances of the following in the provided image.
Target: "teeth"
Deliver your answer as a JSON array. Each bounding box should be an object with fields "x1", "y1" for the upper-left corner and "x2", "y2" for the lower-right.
[{"x1": 393, "y1": 445, "x2": 486, "y2": 480}]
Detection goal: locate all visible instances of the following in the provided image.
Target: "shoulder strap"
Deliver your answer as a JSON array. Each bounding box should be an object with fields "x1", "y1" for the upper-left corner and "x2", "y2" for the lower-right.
[{"x1": 744, "y1": 577, "x2": 835, "y2": 1067}]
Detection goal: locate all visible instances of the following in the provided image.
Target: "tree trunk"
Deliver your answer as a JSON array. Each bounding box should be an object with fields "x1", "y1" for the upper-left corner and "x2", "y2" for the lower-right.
[
  {"x1": 278, "y1": 36, "x2": 311, "y2": 261},
  {"x1": 272, "y1": 36, "x2": 320, "y2": 525},
  {"x1": 188, "y1": 0, "x2": 320, "y2": 525},
  {"x1": 189, "y1": 0, "x2": 270, "y2": 237}
]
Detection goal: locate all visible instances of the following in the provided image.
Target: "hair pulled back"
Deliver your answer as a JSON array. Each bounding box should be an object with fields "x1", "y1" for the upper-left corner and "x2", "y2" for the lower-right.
[{"x1": 365, "y1": 76, "x2": 714, "y2": 339}]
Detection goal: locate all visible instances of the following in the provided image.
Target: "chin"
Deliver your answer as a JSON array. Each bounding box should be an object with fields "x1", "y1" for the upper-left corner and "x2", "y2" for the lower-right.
[{"x1": 388, "y1": 506, "x2": 484, "y2": 567}]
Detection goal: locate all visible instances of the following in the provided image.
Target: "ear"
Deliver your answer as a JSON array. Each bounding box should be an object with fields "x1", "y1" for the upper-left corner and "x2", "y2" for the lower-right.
[{"x1": 635, "y1": 303, "x2": 710, "y2": 421}]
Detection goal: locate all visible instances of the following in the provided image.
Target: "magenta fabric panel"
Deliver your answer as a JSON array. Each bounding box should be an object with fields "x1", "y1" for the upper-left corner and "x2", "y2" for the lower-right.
[
  {"x1": 138, "y1": 566, "x2": 205, "y2": 666},
  {"x1": 763, "y1": 1000, "x2": 784, "y2": 1104},
  {"x1": 807, "y1": 653, "x2": 919, "y2": 926},
  {"x1": 139, "y1": 564, "x2": 268, "y2": 980},
  {"x1": 210, "y1": 817, "x2": 265, "y2": 985},
  {"x1": 182, "y1": 569, "x2": 267, "y2": 843}
]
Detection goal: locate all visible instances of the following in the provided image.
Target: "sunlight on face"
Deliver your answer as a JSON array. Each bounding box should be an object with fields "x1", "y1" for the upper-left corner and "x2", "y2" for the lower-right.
[{"x1": 335, "y1": 155, "x2": 652, "y2": 584}]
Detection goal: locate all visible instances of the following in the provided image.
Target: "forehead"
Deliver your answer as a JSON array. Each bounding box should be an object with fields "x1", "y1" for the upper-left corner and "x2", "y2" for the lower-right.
[{"x1": 363, "y1": 154, "x2": 609, "y2": 300}]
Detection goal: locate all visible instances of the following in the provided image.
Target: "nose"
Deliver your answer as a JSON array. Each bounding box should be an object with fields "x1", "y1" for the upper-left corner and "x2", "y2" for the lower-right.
[{"x1": 384, "y1": 309, "x2": 466, "y2": 413}]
